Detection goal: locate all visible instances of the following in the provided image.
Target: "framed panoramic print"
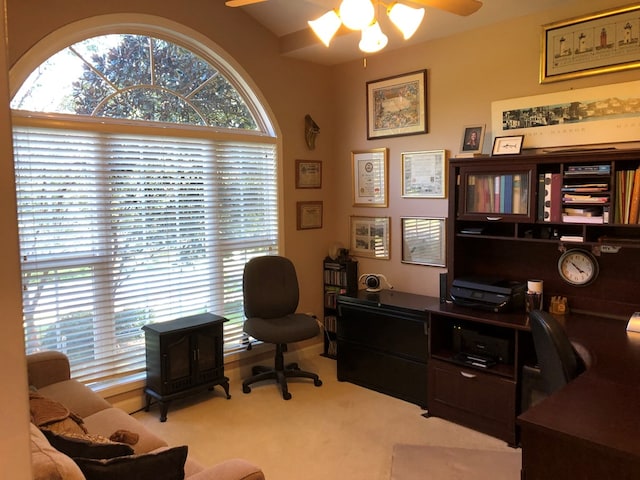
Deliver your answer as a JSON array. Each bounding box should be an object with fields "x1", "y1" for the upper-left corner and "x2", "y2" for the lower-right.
[
  {"x1": 401, "y1": 217, "x2": 446, "y2": 267},
  {"x1": 350, "y1": 215, "x2": 390, "y2": 260},
  {"x1": 401, "y1": 149, "x2": 446, "y2": 199},
  {"x1": 366, "y1": 70, "x2": 427, "y2": 139},
  {"x1": 540, "y1": 4, "x2": 640, "y2": 83},
  {"x1": 352, "y1": 148, "x2": 388, "y2": 207}
]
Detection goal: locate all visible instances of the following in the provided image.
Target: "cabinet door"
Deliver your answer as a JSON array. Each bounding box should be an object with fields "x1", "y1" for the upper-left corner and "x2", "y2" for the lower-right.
[
  {"x1": 163, "y1": 332, "x2": 193, "y2": 393},
  {"x1": 458, "y1": 165, "x2": 535, "y2": 222},
  {"x1": 194, "y1": 326, "x2": 223, "y2": 384}
]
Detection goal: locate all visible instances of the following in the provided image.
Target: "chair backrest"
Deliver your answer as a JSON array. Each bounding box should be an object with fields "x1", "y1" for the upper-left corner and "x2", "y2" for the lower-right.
[
  {"x1": 243, "y1": 256, "x2": 300, "y2": 319},
  {"x1": 529, "y1": 309, "x2": 584, "y2": 395}
]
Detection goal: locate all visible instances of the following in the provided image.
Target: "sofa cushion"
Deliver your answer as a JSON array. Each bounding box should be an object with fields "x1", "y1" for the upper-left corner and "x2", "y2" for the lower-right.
[
  {"x1": 38, "y1": 379, "x2": 112, "y2": 418},
  {"x1": 74, "y1": 445, "x2": 188, "y2": 480},
  {"x1": 83, "y1": 407, "x2": 167, "y2": 454},
  {"x1": 42, "y1": 429, "x2": 134, "y2": 459},
  {"x1": 30, "y1": 423, "x2": 85, "y2": 480},
  {"x1": 29, "y1": 390, "x2": 87, "y2": 435}
]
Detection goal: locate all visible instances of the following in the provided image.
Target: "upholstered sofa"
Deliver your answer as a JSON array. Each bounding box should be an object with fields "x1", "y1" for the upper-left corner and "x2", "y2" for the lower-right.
[{"x1": 27, "y1": 350, "x2": 265, "y2": 480}]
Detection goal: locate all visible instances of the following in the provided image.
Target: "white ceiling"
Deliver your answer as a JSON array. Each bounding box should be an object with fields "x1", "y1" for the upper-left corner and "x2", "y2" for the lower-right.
[{"x1": 234, "y1": 0, "x2": 574, "y2": 65}]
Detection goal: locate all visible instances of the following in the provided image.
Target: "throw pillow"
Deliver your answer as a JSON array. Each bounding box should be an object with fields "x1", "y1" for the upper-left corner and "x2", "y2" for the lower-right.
[
  {"x1": 29, "y1": 390, "x2": 86, "y2": 435},
  {"x1": 42, "y1": 429, "x2": 134, "y2": 459},
  {"x1": 74, "y1": 445, "x2": 188, "y2": 480}
]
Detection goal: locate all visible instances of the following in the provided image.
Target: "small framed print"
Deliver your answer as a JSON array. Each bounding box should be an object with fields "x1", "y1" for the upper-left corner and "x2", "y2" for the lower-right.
[
  {"x1": 352, "y1": 148, "x2": 388, "y2": 207},
  {"x1": 401, "y1": 149, "x2": 446, "y2": 199},
  {"x1": 459, "y1": 124, "x2": 485, "y2": 155},
  {"x1": 295, "y1": 160, "x2": 322, "y2": 189},
  {"x1": 350, "y1": 215, "x2": 390, "y2": 260},
  {"x1": 296, "y1": 201, "x2": 323, "y2": 230},
  {"x1": 492, "y1": 135, "x2": 524, "y2": 156},
  {"x1": 401, "y1": 217, "x2": 446, "y2": 267}
]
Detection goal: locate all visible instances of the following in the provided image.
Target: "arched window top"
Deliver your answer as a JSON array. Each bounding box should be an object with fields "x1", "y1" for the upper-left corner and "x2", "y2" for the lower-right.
[{"x1": 12, "y1": 34, "x2": 259, "y2": 130}]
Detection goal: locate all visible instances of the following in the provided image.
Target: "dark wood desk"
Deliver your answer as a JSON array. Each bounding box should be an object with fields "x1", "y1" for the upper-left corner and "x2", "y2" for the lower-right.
[{"x1": 518, "y1": 313, "x2": 640, "y2": 479}]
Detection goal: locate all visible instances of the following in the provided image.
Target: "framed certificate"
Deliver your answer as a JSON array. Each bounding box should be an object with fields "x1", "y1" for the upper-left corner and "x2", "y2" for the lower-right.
[
  {"x1": 401, "y1": 150, "x2": 446, "y2": 198},
  {"x1": 352, "y1": 148, "x2": 388, "y2": 207}
]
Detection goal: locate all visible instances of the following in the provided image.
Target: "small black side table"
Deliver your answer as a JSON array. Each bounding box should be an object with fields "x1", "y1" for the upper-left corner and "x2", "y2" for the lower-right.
[{"x1": 142, "y1": 312, "x2": 230, "y2": 421}]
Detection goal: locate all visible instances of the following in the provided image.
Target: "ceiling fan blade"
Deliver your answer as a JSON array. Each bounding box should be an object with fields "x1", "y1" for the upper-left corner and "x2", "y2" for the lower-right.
[
  {"x1": 408, "y1": 0, "x2": 483, "y2": 16},
  {"x1": 225, "y1": 0, "x2": 268, "y2": 7}
]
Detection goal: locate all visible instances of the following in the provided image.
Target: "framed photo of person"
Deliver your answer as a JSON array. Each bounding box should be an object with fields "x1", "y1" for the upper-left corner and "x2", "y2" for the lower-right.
[{"x1": 459, "y1": 124, "x2": 485, "y2": 155}]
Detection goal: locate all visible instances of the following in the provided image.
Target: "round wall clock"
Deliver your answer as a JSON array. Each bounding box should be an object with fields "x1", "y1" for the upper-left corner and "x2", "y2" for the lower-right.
[{"x1": 557, "y1": 249, "x2": 599, "y2": 286}]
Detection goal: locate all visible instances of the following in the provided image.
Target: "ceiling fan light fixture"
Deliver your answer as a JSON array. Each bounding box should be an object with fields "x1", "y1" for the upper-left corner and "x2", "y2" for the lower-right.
[
  {"x1": 387, "y1": 3, "x2": 425, "y2": 39},
  {"x1": 339, "y1": 0, "x2": 375, "y2": 31},
  {"x1": 359, "y1": 21, "x2": 388, "y2": 53},
  {"x1": 308, "y1": 10, "x2": 342, "y2": 47}
]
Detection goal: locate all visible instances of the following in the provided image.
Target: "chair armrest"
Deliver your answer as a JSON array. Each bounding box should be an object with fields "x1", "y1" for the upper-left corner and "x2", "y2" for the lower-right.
[{"x1": 27, "y1": 351, "x2": 71, "y2": 388}]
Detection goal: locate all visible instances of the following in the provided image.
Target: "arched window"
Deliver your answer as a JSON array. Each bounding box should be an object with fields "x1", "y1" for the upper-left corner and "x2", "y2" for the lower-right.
[{"x1": 11, "y1": 27, "x2": 279, "y2": 388}]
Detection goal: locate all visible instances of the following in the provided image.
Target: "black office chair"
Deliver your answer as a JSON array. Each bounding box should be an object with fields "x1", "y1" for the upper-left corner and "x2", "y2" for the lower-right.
[
  {"x1": 529, "y1": 309, "x2": 586, "y2": 396},
  {"x1": 241, "y1": 255, "x2": 322, "y2": 400}
]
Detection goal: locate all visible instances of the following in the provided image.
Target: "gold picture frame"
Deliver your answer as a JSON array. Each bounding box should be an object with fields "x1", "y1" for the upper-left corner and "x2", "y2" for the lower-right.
[
  {"x1": 352, "y1": 148, "x2": 388, "y2": 207},
  {"x1": 350, "y1": 215, "x2": 390, "y2": 260},
  {"x1": 366, "y1": 70, "x2": 427, "y2": 139},
  {"x1": 541, "y1": 4, "x2": 640, "y2": 83},
  {"x1": 401, "y1": 149, "x2": 447, "y2": 199}
]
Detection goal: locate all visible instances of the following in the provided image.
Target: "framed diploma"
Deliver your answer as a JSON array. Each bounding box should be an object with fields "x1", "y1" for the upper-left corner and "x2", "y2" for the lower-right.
[
  {"x1": 295, "y1": 160, "x2": 322, "y2": 189},
  {"x1": 352, "y1": 148, "x2": 388, "y2": 207},
  {"x1": 401, "y1": 149, "x2": 446, "y2": 198},
  {"x1": 296, "y1": 201, "x2": 323, "y2": 230}
]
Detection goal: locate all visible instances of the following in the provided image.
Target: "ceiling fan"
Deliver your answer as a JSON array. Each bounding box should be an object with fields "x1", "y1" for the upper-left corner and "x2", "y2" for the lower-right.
[{"x1": 225, "y1": 0, "x2": 483, "y2": 17}]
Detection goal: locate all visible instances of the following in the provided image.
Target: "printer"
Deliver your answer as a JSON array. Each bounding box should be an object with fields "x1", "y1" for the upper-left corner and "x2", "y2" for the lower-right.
[{"x1": 450, "y1": 277, "x2": 525, "y2": 313}]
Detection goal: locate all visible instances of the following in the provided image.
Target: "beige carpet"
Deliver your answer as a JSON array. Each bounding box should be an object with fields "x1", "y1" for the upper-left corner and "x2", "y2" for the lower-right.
[{"x1": 391, "y1": 444, "x2": 521, "y2": 480}]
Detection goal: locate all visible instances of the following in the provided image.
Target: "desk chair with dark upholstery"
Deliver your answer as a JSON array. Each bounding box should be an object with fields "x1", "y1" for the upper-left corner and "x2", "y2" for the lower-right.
[
  {"x1": 529, "y1": 309, "x2": 586, "y2": 395},
  {"x1": 241, "y1": 255, "x2": 322, "y2": 400}
]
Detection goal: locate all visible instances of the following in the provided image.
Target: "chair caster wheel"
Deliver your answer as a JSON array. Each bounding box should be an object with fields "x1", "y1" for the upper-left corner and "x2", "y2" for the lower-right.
[
  {"x1": 242, "y1": 384, "x2": 251, "y2": 394},
  {"x1": 282, "y1": 391, "x2": 292, "y2": 400},
  {"x1": 314, "y1": 379, "x2": 323, "y2": 387}
]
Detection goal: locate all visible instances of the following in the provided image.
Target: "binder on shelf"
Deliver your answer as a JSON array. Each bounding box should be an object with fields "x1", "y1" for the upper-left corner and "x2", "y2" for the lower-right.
[
  {"x1": 628, "y1": 167, "x2": 640, "y2": 224},
  {"x1": 550, "y1": 173, "x2": 562, "y2": 222}
]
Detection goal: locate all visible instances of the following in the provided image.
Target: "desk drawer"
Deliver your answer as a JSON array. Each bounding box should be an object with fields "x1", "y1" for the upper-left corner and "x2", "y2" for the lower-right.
[{"x1": 428, "y1": 359, "x2": 516, "y2": 445}]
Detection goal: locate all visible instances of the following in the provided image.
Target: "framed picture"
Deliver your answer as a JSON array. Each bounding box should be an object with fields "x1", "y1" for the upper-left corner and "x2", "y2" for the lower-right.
[
  {"x1": 401, "y1": 149, "x2": 446, "y2": 199},
  {"x1": 401, "y1": 217, "x2": 446, "y2": 267},
  {"x1": 295, "y1": 160, "x2": 322, "y2": 189},
  {"x1": 352, "y1": 148, "x2": 388, "y2": 207},
  {"x1": 492, "y1": 135, "x2": 524, "y2": 156},
  {"x1": 541, "y1": 4, "x2": 640, "y2": 83},
  {"x1": 459, "y1": 125, "x2": 485, "y2": 154},
  {"x1": 350, "y1": 215, "x2": 390, "y2": 260},
  {"x1": 296, "y1": 201, "x2": 323, "y2": 230},
  {"x1": 366, "y1": 70, "x2": 427, "y2": 139}
]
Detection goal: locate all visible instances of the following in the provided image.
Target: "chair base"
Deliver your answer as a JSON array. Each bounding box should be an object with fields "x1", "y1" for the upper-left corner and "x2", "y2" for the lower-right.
[{"x1": 242, "y1": 344, "x2": 322, "y2": 400}]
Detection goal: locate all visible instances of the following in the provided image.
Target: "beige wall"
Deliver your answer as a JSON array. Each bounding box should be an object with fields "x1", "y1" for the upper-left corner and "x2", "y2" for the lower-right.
[
  {"x1": 329, "y1": 0, "x2": 639, "y2": 296},
  {"x1": 3, "y1": 0, "x2": 638, "y2": 474}
]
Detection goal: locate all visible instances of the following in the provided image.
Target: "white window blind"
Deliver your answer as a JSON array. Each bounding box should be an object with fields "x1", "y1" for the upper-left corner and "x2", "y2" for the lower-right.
[{"x1": 14, "y1": 124, "x2": 277, "y2": 386}]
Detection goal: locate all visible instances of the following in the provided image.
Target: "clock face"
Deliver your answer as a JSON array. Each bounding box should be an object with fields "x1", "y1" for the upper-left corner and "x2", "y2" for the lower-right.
[{"x1": 558, "y1": 249, "x2": 599, "y2": 286}]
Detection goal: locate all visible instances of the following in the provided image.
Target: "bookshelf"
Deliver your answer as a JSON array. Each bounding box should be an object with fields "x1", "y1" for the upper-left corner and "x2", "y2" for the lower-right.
[
  {"x1": 448, "y1": 148, "x2": 640, "y2": 317},
  {"x1": 322, "y1": 256, "x2": 357, "y2": 358}
]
